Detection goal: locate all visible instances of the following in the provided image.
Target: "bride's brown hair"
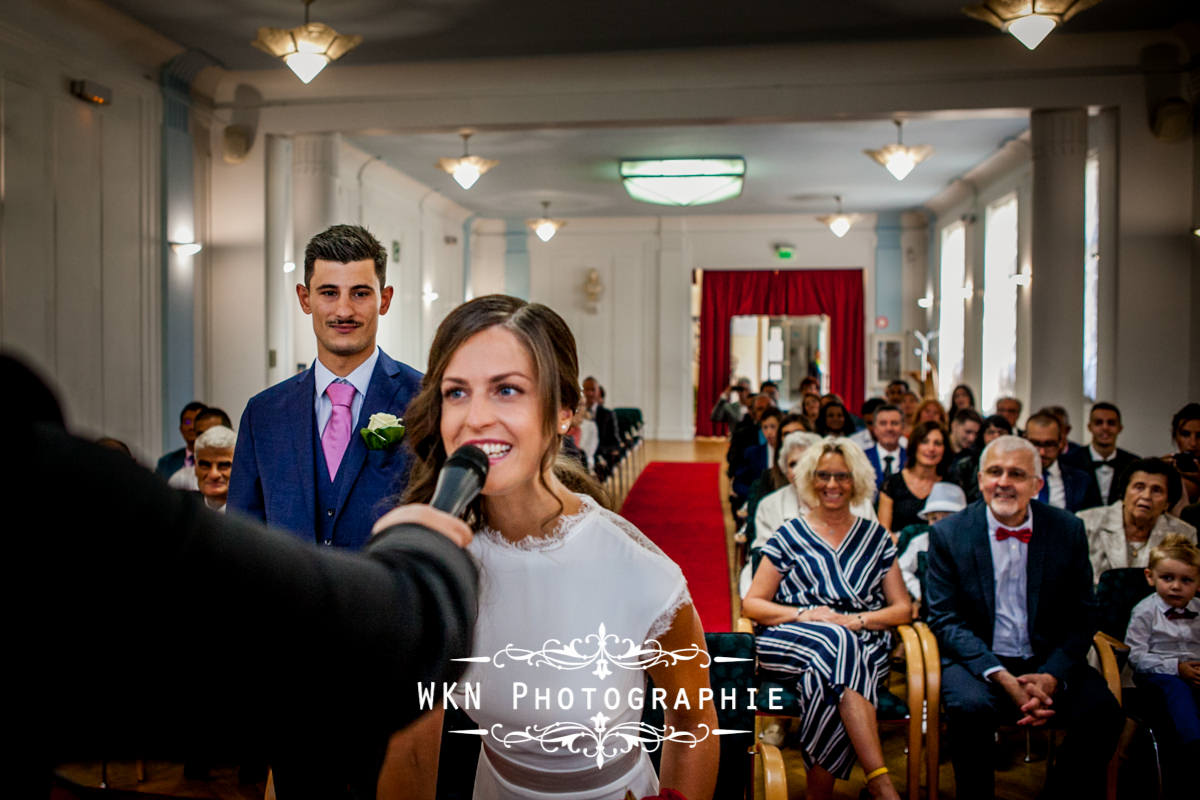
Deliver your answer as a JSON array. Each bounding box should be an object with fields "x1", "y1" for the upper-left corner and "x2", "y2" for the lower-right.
[{"x1": 402, "y1": 294, "x2": 609, "y2": 529}]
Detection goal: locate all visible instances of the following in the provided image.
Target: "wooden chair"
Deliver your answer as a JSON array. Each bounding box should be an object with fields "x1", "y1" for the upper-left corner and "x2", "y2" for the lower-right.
[{"x1": 735, "y1": 613, "x2": 926, "y2": 798}]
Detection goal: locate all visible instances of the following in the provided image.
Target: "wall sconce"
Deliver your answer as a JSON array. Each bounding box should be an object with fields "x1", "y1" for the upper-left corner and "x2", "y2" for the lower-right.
[
  {"x1": 422, "y1": 288, "x2": 439, "y2": 303},
  {"x1": 170, "y1": 241, "x2": 202, "y2": 256},
  {"x1": 1010, "y1": 272, "x2": 1031, "y2": 287},
  {"x1": 283, "y1": 261, "x2": 296, "y2": 273},
  {"x1": 583, "y1": 269, "x2": 604, "y2": 313},
  {"x1": 917, "y1": 292, "x2": 933, "y2": 309}
]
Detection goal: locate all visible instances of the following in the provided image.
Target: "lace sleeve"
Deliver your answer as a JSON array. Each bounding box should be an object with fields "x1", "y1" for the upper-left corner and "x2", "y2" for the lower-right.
[{"x1": 592, "y1": 503, "x2": 694, "y2": 643}]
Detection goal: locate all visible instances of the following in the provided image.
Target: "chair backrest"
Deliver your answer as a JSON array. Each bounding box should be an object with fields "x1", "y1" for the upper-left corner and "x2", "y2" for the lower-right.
[
  {"x1": 1096, "y1": 566, "x2": 1154, "y2": 640},
  {"x1": 642, "y1": 631, "x2": 756, "y2": 798},
  {"x1": 614, "y1": 407, "x2": 643, "y2": 438}
]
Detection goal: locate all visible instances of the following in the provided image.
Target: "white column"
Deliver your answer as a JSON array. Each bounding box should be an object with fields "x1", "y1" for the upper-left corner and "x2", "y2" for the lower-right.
[
  {"x1": 655, "y1": 218, "x2": 692, "y2": 440},
  {"x1": 265, "y1": 134, "x2": 294, "y2": 386},
  {"x1": 1029, "y1": 108, "x2": 1087, "y2": 427},
  {"x1": 290, "y1": 133, "x2": 341, "y2": 370}
]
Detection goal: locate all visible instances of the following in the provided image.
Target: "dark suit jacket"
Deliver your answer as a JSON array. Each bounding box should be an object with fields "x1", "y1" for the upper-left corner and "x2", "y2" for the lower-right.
[
  {"x1": 155, "y1": 446, "x2": 186, "y2": 480},
  {"x1": 592, "y1": 403, "x2": 622, "y2": 452},
  {"x1": 1060, "y1": 445, "x2": 1139, "y2": 508},
  {"x1": 5, "y1": 353, "x2": 475, "y2": 798},
  {"x1": 228, "y1": 349, "x2": 423, "y2": 549},
  {"x1": 865, "y1": 444, "x2": 907, "y2": 489},
  {"x1": 1055, "y1": 460, "x2": 1093, "y2": 513},
  {"x1": 925, "y1": 500, "x2": 1096, "y2": 682}
]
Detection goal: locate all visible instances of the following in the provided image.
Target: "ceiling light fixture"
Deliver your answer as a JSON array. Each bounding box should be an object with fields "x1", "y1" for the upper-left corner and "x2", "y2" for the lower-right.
[
  {"x1": 619, "y1": 157, "x2": 745, "y2": 207},
  {"x1": 526, "y1": 201, "x2": 565, "y2": 243},
  {"x1": 252, "y1": 0, "x2": 363, "y2": 84},
  {"x1": 170, "y1": 241, "x2": 202, "y2": 256},
  {"x1": 963, "y1": 0, "x2": 1102, "y2": 51},
  {"x1": 864, "y1": 120, "x2": 933, "y2": 181},
  {"x1": 816, "y1": 196, "x2": 861, "y2": 238},
  {"x1": 436, "y1": 132, "x2": 498, "y2": 190}
]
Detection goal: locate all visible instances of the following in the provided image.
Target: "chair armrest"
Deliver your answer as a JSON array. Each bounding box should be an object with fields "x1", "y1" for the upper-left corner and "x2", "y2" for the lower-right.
[
  {"x1": 1091, "y1": 631, "x2": 1124, "y2": 706},
  {"x1": 736, "y1": 616, "x2": 755, "y2": 635},
  {"x1": 895, "y1": 623, "x2": 925, "y2": 800},
  {"x1": 754, "y1": 741, "x2": 788, "y2": 800},
  {"x1": 913, "y1": 621, "x2": 941, "y2": 800}
]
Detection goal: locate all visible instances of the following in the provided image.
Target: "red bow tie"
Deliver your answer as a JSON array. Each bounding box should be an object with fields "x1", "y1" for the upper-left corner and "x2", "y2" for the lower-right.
[
  {"x1": 1165, "y1": 607, "x2": 1198, "y2": 621},
  {"x1": 995, "y1": 527, "x2": 1032, "y2": 543}
]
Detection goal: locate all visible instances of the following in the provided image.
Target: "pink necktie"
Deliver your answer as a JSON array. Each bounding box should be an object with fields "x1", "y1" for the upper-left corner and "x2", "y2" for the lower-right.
[{"x1": 322, "y1": 381, "x2": 356, "y2": 480}]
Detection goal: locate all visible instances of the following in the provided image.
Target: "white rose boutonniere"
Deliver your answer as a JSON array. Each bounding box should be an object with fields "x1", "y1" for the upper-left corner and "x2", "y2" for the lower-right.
[{"x1": 360, "y1": 412, "x2": 406, "y2": 450}]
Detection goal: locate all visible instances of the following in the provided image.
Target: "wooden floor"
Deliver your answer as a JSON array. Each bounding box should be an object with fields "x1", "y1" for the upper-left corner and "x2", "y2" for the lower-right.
[{"x1": 56, "y1": 438, "x2": 1050, "y2": 799}]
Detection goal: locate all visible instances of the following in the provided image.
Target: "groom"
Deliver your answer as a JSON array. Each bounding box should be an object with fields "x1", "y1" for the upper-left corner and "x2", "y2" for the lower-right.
[{"x1": 229, "y1": 224, "x2": 422, "y2": 551}]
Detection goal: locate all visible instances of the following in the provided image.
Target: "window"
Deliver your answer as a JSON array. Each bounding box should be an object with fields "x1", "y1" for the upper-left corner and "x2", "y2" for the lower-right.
[
  {"x1": 1083, "y1": 153, "x2": 1099, "y2": 401},
  {"x1": 981, "y1": 194, "x2": 1019, "y2": 413},
  {"x1": 937, "y1": 221, "x2": 966, "y2": 402}
]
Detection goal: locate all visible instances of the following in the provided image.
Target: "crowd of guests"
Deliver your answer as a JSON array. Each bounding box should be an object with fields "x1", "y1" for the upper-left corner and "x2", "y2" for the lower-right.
[{"x1": 730, "y1": 378, "x2": 1200, "y2": 799}]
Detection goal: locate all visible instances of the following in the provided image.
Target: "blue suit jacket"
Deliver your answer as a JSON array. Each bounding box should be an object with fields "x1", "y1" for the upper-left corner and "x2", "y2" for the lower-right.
[
  {"x1": 155, "y1": 447, "x2": 186, "y2": 480},
  {"x1": 228, "y1": 349, "x2": 423, "y2": 550},
  {"x1": 864, "y1": 444, "x2": 906, "y2": 489},
  {"x1": 924, "y1": 500, "x2": 1096, "y2": 681}
]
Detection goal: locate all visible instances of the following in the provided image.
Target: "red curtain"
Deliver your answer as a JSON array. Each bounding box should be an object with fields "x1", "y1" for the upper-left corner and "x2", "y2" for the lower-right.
[{"x1": 696, "y1": 269, "x2": 864, "y2": 436}]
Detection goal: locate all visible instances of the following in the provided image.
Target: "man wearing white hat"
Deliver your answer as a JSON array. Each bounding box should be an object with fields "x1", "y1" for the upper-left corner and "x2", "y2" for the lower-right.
[{"x1": 898, "y1": 482, "x2": 968, "y2": 601}]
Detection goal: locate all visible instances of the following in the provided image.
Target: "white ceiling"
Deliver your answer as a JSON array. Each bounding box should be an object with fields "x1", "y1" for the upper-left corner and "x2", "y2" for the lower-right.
[{"x1": 345, "y1": 113, "x2": 1031, "y2": 218}]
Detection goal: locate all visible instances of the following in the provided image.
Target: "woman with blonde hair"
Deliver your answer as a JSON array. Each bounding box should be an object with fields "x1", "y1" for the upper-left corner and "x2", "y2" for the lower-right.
[
  {"x1": 378, "y1": 295, "x2": 717, "y2": 800},
  {"x1": 742, "y1": 437, "x2": 910, "y2": 800}
]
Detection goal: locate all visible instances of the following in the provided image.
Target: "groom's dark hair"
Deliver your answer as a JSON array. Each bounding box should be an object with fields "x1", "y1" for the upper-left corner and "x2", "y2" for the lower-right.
[{"x1": 303, "y1": 224, "x2": 387, "y2": 288}]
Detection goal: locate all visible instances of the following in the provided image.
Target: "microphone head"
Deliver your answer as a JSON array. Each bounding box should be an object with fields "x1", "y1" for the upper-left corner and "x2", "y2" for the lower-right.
[{"x1": 445, "y1": 444, "x2": 489, "y2": 484}]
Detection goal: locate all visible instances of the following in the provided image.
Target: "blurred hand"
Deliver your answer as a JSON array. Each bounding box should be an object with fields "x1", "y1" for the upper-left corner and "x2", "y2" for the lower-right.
[
  {"x1": 803, "y1": 606, "x2": 839, "y2": 623},
  {"x1": 1179, "y1": 661, "x2": 1200, "y2": 686},
  {"x1": 371, "y1": 504, "x2": 473, "y2": 549}
]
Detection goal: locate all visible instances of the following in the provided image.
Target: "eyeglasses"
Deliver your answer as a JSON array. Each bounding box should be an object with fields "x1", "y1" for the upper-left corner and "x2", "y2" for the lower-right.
[{"x1": 814, "y1": 471, "x2": 853, "y2": 485}]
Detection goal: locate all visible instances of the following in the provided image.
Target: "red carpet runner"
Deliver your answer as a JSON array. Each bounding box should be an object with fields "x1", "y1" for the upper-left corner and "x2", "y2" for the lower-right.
[{"x1": 620, "y1": 461, "x2": 731, "y2": 632}]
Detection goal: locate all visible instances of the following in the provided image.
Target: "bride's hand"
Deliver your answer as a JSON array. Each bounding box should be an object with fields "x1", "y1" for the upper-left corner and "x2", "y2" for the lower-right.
[{"x1": 371, "y1": 504, "x2": 474, "y2": 548}]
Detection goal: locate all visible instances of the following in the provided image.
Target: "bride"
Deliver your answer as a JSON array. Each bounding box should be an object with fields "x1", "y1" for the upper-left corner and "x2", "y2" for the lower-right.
[{"x1": 375, "y1": 295, "x2": 718, "y2": 799}]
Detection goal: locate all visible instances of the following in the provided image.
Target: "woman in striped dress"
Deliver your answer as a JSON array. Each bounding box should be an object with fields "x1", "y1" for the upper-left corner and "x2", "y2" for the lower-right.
[{"x1": 742, "y1": 437, "x2": 911, "y2": 800}]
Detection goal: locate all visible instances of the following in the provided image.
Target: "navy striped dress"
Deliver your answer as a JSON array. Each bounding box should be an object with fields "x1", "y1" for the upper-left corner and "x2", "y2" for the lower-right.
[{"x1": 756, "y1": 514, "x2": 897, "y2": 779}]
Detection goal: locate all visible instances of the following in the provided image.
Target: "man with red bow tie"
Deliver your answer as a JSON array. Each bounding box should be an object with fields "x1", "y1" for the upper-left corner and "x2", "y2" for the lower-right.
[{"x1": 926, "y1": 435, "x2": 1123, "y2": 799}]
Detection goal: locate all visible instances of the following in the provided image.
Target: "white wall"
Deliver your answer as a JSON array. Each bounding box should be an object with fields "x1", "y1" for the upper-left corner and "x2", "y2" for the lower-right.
[
  {"x1": 205, "y1": 133, "x2": 473, "y2": 422},
  {"x1": 523, "y1": 215, "x2": 876, "y2": 439},
  {"x1": 0, "y1": 1, "x2": 175, "y2": 461}
]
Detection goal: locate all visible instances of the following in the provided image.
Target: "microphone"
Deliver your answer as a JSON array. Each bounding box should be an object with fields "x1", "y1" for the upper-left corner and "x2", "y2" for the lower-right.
[{"x1": 429, "y1": 444, "x2": 490, "y2": 519}]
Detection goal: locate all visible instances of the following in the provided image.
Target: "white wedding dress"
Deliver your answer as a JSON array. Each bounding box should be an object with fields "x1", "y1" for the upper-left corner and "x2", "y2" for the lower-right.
[{"x1": 453, "y1": 493, "x2": 692, "y2": 799}]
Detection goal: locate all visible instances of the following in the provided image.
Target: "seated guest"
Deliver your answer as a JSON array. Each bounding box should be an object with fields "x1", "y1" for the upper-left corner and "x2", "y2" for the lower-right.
[
  {"x1": 168, "y1": 407, "x2": 233, "y2": 491},
  {"x1": 885, "y1": 378, "x2": 909, "y2": 407},
  {"x1": 155, "y1": 400, "x2": 207, "y2": 479},
  {"x1": 900, "y1": 391, "x2": 920, "y2": 436},
  {"x1": 565, "y1": 405, "x2": 599, "y2": 470},
  {"x1": 913, "y1": 398, "x2": 948, "y2": 429},
  {"x1": 1044, "y1": 403, "x2": 1082, "y2": 455},
  {"x1": 995, "y1": 395, "x2": 1023, "y2": 433},
  {"x1": 947, "y1": 407, "x2": 982, "y2": 464},
  {"x1": 1166, "y1": 402, "x2": 1200, "y2": 509},
  {"x1": 897, "y1": 482, "x2": 968, "y2": 603},
  {"x1": 760, "y1": 379, "x2": 782, "y2": 409},
  {"x1": 926, "y1": 435, "x2": 1123, "y2": 799},
  {"x1": 743, "y1": 437, "x2": 910, "y2": 800},
  {"x1": 1024, "y1": 411, "x2": 1090, "y2": 512},
  {"x1": 729, "y1": 403, "x2": 780, "y2": 518},
  {"x1": 194, "y1": 425, "x2": 236, "y2": 512},
  {"x1": 1062, "y1": 402, "x2": 1139, "y2": 510},
  {"x1": 742, "y1": 413, "x2": 812, "y2": 535},
  {"x1": 864, "y1": 404, "x2": 906, "y2": 490},
  {"x1": 800, "y1": 391, "x2": 822, "y2": 430},
  {"x1": 815, "y1": 400, "x2": 855, "y2": 437},
  {"x1": 1126, "y1": 535, "x2": 1200, "y2": 771},
  {"x1": 948, "y1": 414, "x2": 1012, "y2": 503},
  {"x1": 951, "y1": 383, "x2": 976, "y2": 413},
  {"x1": 740, "y1": 431, "x2": 878, "y2": 596},
  {"x1": 799, "y1": 375, "x2": 820, "y2": 396},
  {"x1": 583, "y1": 375, "x2": 622, "y2": 474},
  {"x1": 1079, "y1": 457, "x2": 1196, "y2": 579},
  {"x1": 879, "y1": 421, "x2": 946, "y2": 536},
  {"x1": 850, "y1": 397, "x2": 886, "y2": 450}
]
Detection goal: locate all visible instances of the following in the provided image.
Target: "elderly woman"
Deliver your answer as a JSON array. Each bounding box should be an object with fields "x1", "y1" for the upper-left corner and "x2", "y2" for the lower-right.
[
  {"x1": 743, "y1": 437, "x2": 910, "y2": 800},
  {"x1": 738, "y1": 431, "x2": 877, "y2": 596},
  {"x1": 1078, "y1": 457, "x2": 1196, "y2": 580}
]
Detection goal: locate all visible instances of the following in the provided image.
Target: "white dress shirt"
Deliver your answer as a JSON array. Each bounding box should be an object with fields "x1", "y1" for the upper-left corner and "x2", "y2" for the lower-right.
[
  {"x1": 1044, "y1": 460, "x2": 1066, "y2": 509},
  {"x1": 168, "y1": 464, "x2": 198, "y2": 491},
  {"x1": 987, "y1": 505, "x2": 1034, "y2": 663},
  {"x1": 1089, "y1": 445, "x2": 1117, "y2": 501},
  {"x1": 313, "y1": 347, "x2": 379, "y2": 437},
  {"x1": 1126, "y1": 594, "x2": 1200, "y2": 675}
]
